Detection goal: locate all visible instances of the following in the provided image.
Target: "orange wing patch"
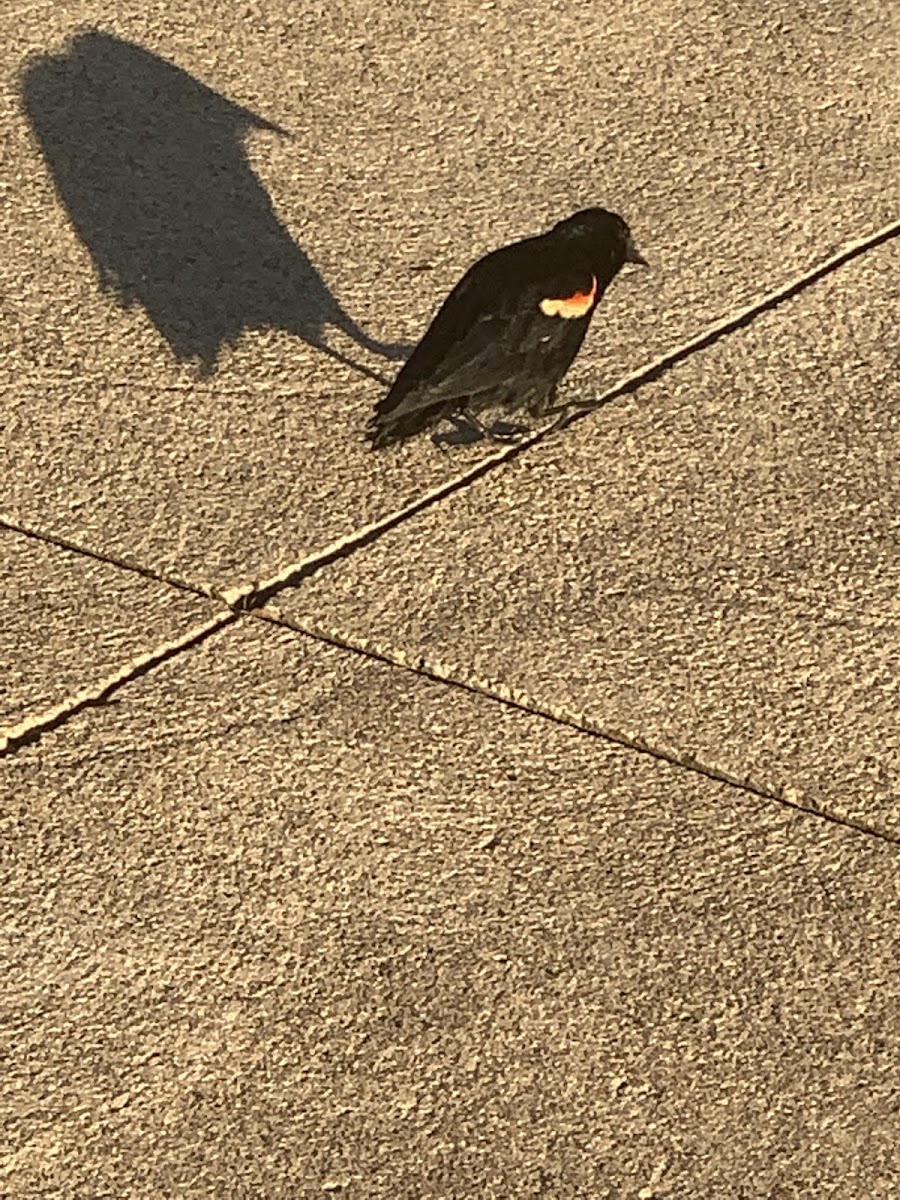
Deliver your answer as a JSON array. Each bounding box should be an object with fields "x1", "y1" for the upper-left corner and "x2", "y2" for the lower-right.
[{"x1": 539, "y1": 275, "x2": 597, "y2": 319}]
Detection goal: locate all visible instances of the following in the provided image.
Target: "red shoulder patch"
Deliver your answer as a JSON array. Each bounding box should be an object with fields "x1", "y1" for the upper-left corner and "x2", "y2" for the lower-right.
[{"x1": 539, "y1": 275, "x2": 597, "y2": 319}]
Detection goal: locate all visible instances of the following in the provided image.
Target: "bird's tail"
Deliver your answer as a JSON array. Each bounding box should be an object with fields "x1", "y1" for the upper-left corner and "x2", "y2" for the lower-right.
[
  {"x1": 368, "y1": 384, "x2": 444, "y2": 448},
  {"x1": 367, "y1": 410, "x2": 423, "y2": 449}
]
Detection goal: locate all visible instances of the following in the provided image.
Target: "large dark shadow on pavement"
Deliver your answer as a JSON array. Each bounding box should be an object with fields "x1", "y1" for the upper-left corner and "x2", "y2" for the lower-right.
[{"x1": 20, "y1": 30, "x2": 408, "y2": 377}]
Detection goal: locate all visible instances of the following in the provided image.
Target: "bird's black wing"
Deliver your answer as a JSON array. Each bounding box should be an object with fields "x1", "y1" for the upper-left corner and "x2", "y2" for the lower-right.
[
  {"x1": 373, "y1": 253, "x2": 523, "y2": 421},
  {"x1": 375, "y1": 248, "x2": 594, "y2": 425}
]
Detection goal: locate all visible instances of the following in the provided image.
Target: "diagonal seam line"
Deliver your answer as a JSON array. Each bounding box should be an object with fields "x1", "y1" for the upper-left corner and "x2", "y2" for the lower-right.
[
  {"x1": 2, "y1": 222, "x2": 897, "y2": 775},
  {"x1": 4, "y1": 221, "x2": 897, "y2": 613},
  {"x1": 0, "y1": 612, "x2": 236, "y2": 756},
  {"x1": 4, "y1": 580, "x2": 897, "y2": 848},
  {"x1": 228, "y1": 219, "x2": 900, "y2": 610},
  {"x1": 246, "y1": 605, "x2": 900, "y2": 848},
  {"x1": 0, "y1": 512, "x2": 210, "y2": 601}
]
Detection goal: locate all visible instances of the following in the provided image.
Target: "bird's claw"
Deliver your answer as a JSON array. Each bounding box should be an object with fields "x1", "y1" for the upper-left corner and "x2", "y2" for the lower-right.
[{"x1": 486, "y1": 420, "x2": 530, "y2": 443}]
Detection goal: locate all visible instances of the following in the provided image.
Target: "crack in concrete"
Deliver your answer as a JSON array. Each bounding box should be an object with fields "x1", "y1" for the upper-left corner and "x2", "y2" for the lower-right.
[
  {"x1": 0, "y1": 612, "x2": 236, "y2": 755},
  {"x1": 244, "y1": 606, "x2": 900, "y2": 848},
  {"x1": 4, "y1": 220, "x2": 899, "y2": 838},
  {"x1": 0, "y1": 512, "x2": 209, "y2": 600}
]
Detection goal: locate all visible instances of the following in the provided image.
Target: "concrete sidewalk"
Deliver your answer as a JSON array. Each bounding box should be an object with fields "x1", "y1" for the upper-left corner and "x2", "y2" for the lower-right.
[
  {"x1": 2, "y1": 0, "x2": 899, "y2": 1196},
  {"x1": 6, "y1": 624, "x2": 899, "y2": 1196}
]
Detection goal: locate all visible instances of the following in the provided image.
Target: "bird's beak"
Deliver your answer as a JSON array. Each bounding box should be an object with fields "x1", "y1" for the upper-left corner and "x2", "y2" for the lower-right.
[{"x1": 625, "y1": 237, "x2": 649, "y2": 267}]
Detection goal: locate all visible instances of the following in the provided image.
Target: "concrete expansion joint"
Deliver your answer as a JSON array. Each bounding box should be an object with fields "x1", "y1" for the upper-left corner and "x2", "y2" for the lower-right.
[
  {"x1": 236, "y1": 606, "x2": 900, "y2": 851},
  {"x1": 0, "y1": 612, "x2": 237, "y2": 756},
  {"x1": 3, "y1": 221, "x2": 899, "y2": 850},
  {"x1": 0, "y1": 511, "x2": 209, "y2": 602}
]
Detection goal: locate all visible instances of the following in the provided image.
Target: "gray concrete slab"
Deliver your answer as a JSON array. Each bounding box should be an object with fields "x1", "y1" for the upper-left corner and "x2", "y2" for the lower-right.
[
  {"x1": 282, "y1": 240, "x2": 900, "y2": 836},
  {"x1": 1, "y1": 1, "x2": 896, "y2": 586},
  {"x1": 0, "y1": 525, "x2": 218, "y2": 734},
  {"x1": 3, "y1": 617, "x2": 899, "y2": 1197}
]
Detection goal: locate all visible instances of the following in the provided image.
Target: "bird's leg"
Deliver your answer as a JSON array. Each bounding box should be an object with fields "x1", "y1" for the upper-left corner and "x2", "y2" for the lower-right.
[
  {"x1": 545, "y1": 407, "x2": 575, "y2": 435},
  {"x1": 432, "y1": 411, "x2": 485, "y2": 448},
  {"x1": 532, "y1": 387, "x2": 575, "y2": 432},
  {"x1": 458, "y1": 407, "x2": 493, "y2": 438},
  {"x1": 460, "y1": 407, "x2": 529, "y2": 443},
  {"x1": 529, "y1": 386, "x2": 567, "y2": 417}
]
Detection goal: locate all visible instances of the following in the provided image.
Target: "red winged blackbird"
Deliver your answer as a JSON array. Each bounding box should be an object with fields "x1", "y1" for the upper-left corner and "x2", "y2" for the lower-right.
[{"x1": 368, "y1": 207, "x2": 646, "y2": 448}]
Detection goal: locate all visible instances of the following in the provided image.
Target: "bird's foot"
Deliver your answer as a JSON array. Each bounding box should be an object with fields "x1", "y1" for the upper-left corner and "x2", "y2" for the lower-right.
[
  {"x1": 486, "y1": 420, "x2": 530, "y2": 443},
  {"x1": 460, "y1": 407, "x2": 531, "y2": 445},
  {"x1": 431, "y1": 411, "x2": 531, "y2": 449},
  {"x1": 432, "y1": 413, "x2": 485, "y2": 448}
]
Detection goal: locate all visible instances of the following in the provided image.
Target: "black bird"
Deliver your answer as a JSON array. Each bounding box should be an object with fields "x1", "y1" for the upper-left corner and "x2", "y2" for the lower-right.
[{"x1": 368, "y1": 207, "x2": 647, "y2": 448}]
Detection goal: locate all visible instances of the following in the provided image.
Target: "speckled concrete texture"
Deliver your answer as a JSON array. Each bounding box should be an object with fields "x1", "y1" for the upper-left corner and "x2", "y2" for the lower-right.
[
  {"x1": 4, "y1": 620, "x2": 900, "y2": 1198},
  {"x1": 3, "y1": 0, "x2": 899, "y2": 1195},
  {"x1": 0, "y1": 525, "x2": 217, "y2": 733},
  {"x1": 282, "y1": 240, "x2": 900, "y2": 836},
  {"x1": 1, "y1": 0, "x2": 896, "y2": 585}
]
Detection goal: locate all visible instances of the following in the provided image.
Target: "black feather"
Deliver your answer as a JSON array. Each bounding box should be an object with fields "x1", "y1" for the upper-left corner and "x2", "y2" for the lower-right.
[{"x1": 369, "y1": 207, "x2": 645, "y2": 447}]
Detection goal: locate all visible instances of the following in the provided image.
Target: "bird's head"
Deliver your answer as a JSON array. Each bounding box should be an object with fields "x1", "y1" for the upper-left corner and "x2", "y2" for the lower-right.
[{"x1": 553, "y1": 207, "x2": 648, "y2": 275}]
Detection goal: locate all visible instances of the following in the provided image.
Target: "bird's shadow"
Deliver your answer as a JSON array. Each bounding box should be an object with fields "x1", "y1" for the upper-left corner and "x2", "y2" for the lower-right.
[{"x1": 19, "y1": 30, "x2": 412, "y2": 380}]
